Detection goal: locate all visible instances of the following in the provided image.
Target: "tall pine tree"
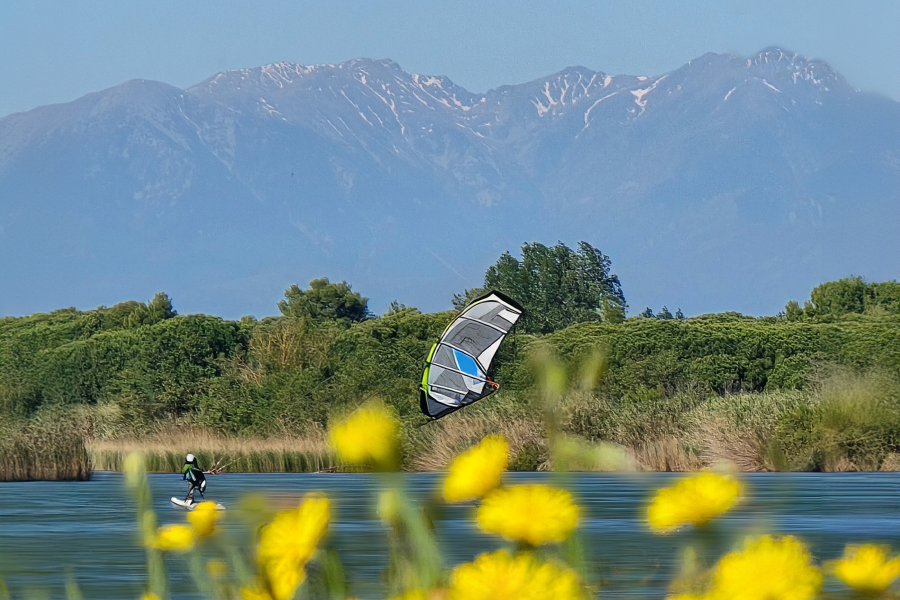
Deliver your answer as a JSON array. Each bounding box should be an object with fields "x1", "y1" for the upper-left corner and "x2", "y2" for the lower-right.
[{"x1": 482, "y1": 241, "x2": 625, "y2": 334}]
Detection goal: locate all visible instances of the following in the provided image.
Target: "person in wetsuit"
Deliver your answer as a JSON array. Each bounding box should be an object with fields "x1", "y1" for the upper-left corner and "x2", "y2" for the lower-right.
[{"x1": 182, "y1": 454, "x2": 207, "y2": 504}]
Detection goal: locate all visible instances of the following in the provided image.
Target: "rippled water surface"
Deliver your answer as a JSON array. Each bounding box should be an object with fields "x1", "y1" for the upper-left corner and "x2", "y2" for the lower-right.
[{"x1": 1, "y1": 472, "x2": 898, "y2": 598}]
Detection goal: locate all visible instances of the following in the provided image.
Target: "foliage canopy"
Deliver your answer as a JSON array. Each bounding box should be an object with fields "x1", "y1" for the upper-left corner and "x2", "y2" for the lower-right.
[
  {"x1": 786, "y1": 277, "x2": 900, "y2": 319},
  {"x1": 278, "y1": 278, "x2": 370, "y2": 327},
  {"x1": 2, "y1": 268, "x2": 899, "y2": 473},
  {"x1": 481, "y1": 241, "x2": 626, "y2": 334}
]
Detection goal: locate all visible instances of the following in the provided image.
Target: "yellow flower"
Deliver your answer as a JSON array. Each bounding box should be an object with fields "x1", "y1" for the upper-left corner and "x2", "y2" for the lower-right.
[
  {"x1": 477, "y1": 485, "x2": 578, "y2": 546},
  {"x1": 648, "y1": 472, "x2": 741, "y2": 532},
  {"x1": 378, "y1": 489, "x2": 402, "y2": 525},
  {"x1": 443, "y1": 435, "x2": 509, "y2": 503},
  {"x1": 187, "y1": 501, "x2": 219, "y2": 538},
  {"x1": 206, "y1": 558, "x2": 229, "y2": 578},
  {"x1": 149, "y1": 523, "x2": 195, "y2": 553},
  {"x1": 709, "y1": 535, "x2": 821, "y2": 600},
  {"x1": 829, "y1": 544, "x2": 900, "y2": 593},
  {"x1": 256, "y1": 495, "x2": 330, "y2": 600},
  {"x1": 240, "y1": 584, "x2": 274, "y2": 600},
  {"x1": 329, "y1": 404, "x2": 400, "y2": 469},
  {"x1": 449, "y1": 549, "x2": 584, "y2": 600},
  {"x1": 388, "y1": 589, "x2": 448, "y2": 600},
  {"x1": 141, "y1": 594, "x2": 162, "y2": 600},
  {"x1": 388, "y1": 590, "x2": 427, "y2": 600},
  {"x1": 264, "y1": 568, "x2": 304, "y2": 600}
]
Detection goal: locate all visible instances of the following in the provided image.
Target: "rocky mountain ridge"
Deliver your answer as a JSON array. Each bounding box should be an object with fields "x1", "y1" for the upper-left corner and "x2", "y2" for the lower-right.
[{"x1": 0, "y1": 48, "x2": 897, "y2": 318}]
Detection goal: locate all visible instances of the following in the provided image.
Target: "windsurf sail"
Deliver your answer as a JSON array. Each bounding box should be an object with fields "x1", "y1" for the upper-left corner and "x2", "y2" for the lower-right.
[{"x1": 420, "y1": 291, "x2": 523, "y2": 419}]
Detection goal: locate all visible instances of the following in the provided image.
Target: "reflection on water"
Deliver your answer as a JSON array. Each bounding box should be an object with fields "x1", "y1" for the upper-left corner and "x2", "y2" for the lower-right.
[{"x1": 1, "y1": 472, "x2": 898, "y2": 598}]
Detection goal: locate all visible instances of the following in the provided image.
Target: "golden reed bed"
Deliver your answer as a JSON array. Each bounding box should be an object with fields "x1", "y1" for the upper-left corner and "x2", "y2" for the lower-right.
[{"x1": 87, "y1": 429, "x2": 337, "y2": 474}]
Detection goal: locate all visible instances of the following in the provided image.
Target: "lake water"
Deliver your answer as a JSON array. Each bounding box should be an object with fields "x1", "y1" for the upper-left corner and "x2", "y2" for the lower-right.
[{"x1": 1, "y1": 472, "x2": 898, "y2": 599}]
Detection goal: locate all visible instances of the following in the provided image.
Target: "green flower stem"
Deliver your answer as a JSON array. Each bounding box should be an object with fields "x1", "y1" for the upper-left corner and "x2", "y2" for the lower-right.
[
  {"x1": 320, "y1": 548, "x2": 349, "y2": 600},
  {"x1": 227, "y1": 548, "x2": 255, "y2": 588},
  {"x1": 63, "y1": 571, "x2": 83, "y2": 600},
  {"x1": 186, "y1": 551, "x2": 216, "y2": 599},
  {"x1": 146, "y1": 548, "x2": 168, "y2": 600}
]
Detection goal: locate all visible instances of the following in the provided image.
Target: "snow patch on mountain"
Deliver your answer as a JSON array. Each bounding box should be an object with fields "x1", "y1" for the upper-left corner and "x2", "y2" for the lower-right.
[{"x1": 631, "y1": 75, "x2": 668, "y2": 112}]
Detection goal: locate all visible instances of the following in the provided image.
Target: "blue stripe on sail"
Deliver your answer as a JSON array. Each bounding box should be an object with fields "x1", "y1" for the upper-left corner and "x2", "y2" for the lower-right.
[{"x1": 453, "y1": 349, "x2": 479, "y2": 377}]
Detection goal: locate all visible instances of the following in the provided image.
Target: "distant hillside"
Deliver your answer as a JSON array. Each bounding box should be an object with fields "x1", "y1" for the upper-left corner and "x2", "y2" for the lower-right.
[{"x1": 1, "y1": 47, "x2": 897, "y2": 318}]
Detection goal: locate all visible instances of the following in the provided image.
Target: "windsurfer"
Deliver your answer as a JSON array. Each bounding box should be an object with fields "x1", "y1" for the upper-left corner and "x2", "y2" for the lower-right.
[{"x1": 181, "y1": 454, "x2": 210, "y2": 505}]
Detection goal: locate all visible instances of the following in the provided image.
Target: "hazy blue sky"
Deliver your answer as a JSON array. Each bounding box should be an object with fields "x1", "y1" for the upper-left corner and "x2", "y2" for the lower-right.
[{"x1": 1, "y1": 0, "x2": 898, "y2": 117}]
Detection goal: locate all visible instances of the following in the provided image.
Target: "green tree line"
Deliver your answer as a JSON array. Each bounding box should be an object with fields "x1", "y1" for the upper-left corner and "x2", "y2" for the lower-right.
[{"x1": 1, "y1": 244, "x2": 898, "y2": 471}]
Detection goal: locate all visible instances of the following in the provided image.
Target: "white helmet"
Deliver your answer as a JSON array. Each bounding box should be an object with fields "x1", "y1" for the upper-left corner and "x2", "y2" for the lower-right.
[{"x1": 186, "y1": 454, "x2": 195, "y2": 463}]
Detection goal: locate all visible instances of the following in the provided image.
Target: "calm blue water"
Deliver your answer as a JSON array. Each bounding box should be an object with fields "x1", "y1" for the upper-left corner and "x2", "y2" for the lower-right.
[{"x1": 1, "y1": 472, "x2": 898, "y2": 599}]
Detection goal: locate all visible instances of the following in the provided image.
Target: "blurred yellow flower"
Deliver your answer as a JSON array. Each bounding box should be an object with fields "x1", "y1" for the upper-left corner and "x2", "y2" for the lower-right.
[
  {"x1": 648, "y1": 472, "x2": 741, "y2": 532},
  {"x1": 240, "y1": 583, "x2": 274, "y2": 600},
  {"x1": 187, "y1": 501, "x2": 219, "y2": 538},
  {"x1": 388, "y1": 589, "x2": 448, "y2": 600},
  {"x1": 449, "y1": 549, "x2": 583, "y2": 600},
  {"x1": 388, "y1": 590, "x2": 427, "y2": 600},
  {"x1": 149, "y1": 523, "x2": 195, "y2": 553},
  {"x1": 206, "y1": 558, "x2": 229, "y2": 578},
  {"x1": 710, "y1": 535, "x2": 821, "y2": 600},
  {"x1": 477, "y1": 485, "x2": 578, "y2": 546},
  {"x1": 256, "y1": 495, "x2": 330, "y2": 600},
  {"x1": 141, "y1": 594, "x2": 162, "y2": 600},
  {"x1": 829, "y1": 544, "x2": 900, "y2": 593},
  {"x1": 378, "y1": 489, "x2": 402, "y2": 525},
  {"x1": 443, "y1": 435, "x2": 509, "y2": 503},
  {"x1": 265, "y1": 568, "x2": 304, "y2": 600},
  {"x1": 329, "y1": 404, "x2": 400, "y2": 469}
]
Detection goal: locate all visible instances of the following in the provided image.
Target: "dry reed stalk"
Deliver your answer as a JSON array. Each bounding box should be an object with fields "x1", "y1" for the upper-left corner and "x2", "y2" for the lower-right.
[
  {"x1": 879, "y1": 453, "x2": 900, "y2": 472},
  {"x1": 824, "y1": 456, "x2": 860, "y2": 472},
  {"x1": 88, "y1": 428, "x2": 332, "y2": 455},
  {"x1": 548, "y1": 435, "x2": 639, "y2": 472},
  {"x1": 87, "y1": 428, "x2": 336, "y2": 473},
  {"x1": 407, "y1": 412, "x2": 545, "y2": 472},
  {"x1": 688, "y1": 416, "x2": 771, "y2": 471},
  {"x1": 633, "y1": 436, "x2": 703, "y2": 472},
  {"x1": 0, "y1": 424, "x2": 92, "y2": 481}
]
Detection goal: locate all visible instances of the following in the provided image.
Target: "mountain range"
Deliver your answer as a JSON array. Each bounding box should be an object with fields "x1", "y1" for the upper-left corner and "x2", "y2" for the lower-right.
[{"x1": 1, "y1": 47, "x2": 898, "y2": 318}]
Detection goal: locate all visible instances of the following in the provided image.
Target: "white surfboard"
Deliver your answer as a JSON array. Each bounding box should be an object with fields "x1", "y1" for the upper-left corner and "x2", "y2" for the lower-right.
[{"x1": 170, "y1": 497, "x2": 226, "y2": 510}]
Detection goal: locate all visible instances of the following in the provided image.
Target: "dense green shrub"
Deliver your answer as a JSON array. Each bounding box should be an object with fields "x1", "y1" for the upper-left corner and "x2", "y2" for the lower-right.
[
  {"x1": 1, "y1": 313, "x2": 242, "y2": 418},
  {"x1": 561, "y1": 388, "x2": 705, "y2": 448},
  {"x1": 1, "y1": 279, "x2": 898, "y2": 473},
  {"x1": 323, "y1": 309, "x2": 453, "y2": 419},
  {"x1": 772, "y1": 370, "x2": 900, "y2": 470},
  {"x1": 504, "y1": 314, "x2": 899, "y2": 397},
  {"x1": 786, "y1": 277, "x2": 900, "y2": 319}
]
